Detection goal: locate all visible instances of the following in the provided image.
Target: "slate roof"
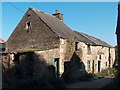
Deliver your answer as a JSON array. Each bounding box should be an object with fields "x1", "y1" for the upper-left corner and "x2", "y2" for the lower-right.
[
  {"x1": 74, "y1": 31, "x2": 96, "y2": 45},
  {"x1": 31, "y1": 8, "x2": 81, "y2": 41},
  {"x1": 80, "y1": 32, "x2": 112, "y2": 47},
  {"x1": 75, "y1": 31, "x2": 112, "y2": 47},
  {"x1": 31, "y1": 8, "x2": 112, "y2": 47}
]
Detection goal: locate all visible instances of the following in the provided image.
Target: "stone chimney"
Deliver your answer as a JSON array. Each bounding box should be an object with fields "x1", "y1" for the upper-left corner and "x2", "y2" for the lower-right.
[{"x1": 52, "y1": 10, "x2": 63, "y2": 21}]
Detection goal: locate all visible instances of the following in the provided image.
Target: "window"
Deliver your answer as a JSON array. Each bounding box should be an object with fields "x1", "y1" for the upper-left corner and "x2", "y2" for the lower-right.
[
  {"x1": 27, "y1": 14, "x2": 31, "y2": 17},
  {"x1": 99, "y1": 55, "x2": 101, "y2": 60},
  {"x1": 25, "y1": 21, "x2": 31, "y2": 32},
  {"x1": 87, "y1": 45, "x2": 91, "y2": 54},
  {"x1": 75, "y1": 42, "x2": 79, "y2": 51},
  {"x1": 106, "y1": 62, "x2": 107, "y2": 67}
]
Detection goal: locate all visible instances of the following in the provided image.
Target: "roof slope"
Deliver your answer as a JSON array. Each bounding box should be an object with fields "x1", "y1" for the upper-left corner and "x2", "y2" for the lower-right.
[
  {"x1": 80, "y1": 32, "x2": 112, "y2": 47},
  {"x1": 74, "y1": 31, "x2": 112, "y2": 47},
  {"x1": 74, "y1": 31, "x2": 96, "y2": 45},
  {"x1": 31, "y1": 8, "x2": 81, "y2": 41}
]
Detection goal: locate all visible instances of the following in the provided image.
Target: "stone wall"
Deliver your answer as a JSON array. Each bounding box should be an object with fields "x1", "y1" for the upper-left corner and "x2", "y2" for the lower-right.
[
  {"x1": 2, "y1": 53, "x2": 14, "y2": 71},
  {"x1": 6, "y1": 8, "x2": 59, "y2": 52},
  {"x1": 78, "y1": 42, "x2": 115, "y2": 73},
  {"x1": 35, "y1": 48, "x2": 62, "y2": 77},
  {"x1": 59, "y1": 38, "x2": 67, "y2": 74},
  {"x1": 35, "y1": 48, "x2": 60, "y2": 65},
  {"x1": 59, "y1": 38, "x2": 115, "y2": 74},
  {"x1": 3, "y1": 37, "x2": 115, "y2": 78},
  {"x1": 59, "y1": 38, "x2": 83, "y2": 75}
]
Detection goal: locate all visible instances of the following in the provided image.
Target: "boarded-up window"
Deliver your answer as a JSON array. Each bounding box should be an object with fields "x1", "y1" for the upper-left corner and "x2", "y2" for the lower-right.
[{"x1": 50, "y1": 57, "x2": 54, "y2": 66}]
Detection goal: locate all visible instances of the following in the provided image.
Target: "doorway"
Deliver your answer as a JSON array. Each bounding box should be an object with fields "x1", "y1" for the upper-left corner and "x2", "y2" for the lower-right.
[
  {"x1": 92, "y1": 60, "x2": 94, "y2": 73},
  {"x1": 98, "y1": 61, "x2": 101, "y2": 72},
  {"x1": 54, "y1": 58, "x2": 60, "y2": 77}
]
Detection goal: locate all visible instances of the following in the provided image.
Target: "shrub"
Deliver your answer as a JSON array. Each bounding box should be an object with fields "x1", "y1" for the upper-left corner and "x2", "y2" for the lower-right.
[{"x1": 95, "y1": 67, "x2": 117, "y2": 78}]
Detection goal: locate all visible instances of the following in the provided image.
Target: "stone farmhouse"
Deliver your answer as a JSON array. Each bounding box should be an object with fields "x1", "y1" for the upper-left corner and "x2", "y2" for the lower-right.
[{"x1": 5, "y1": 8, "x2": 115, "y2": 77}]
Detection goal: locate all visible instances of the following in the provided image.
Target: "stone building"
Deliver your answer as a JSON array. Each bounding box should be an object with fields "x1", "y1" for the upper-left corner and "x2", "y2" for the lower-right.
[
  {"x1": 5, "y1": 8, "x2": 115, "y2": 77},
  {"x1": 74, "y1": 32, "x2": 115, "y2": 73},
  {"x1": 0, "y1": 37, "x2": 5, "y2": 65},
  {"x1": 0, "y1": 38, "x2": 5, "y2": 52},
  {"x1": 0, "y1": 38, "x2": 5, "y2": 81}
]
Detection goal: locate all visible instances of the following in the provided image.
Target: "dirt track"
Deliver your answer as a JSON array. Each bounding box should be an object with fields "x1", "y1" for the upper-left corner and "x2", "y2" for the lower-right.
[{"x1": 66, "y1": 78, "x2": 113, "y2": 88}]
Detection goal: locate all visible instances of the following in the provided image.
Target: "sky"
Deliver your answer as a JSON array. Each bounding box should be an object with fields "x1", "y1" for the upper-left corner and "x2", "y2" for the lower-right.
[{"x1": 2, "y1": 2, "x2": 119, "y2": 46}]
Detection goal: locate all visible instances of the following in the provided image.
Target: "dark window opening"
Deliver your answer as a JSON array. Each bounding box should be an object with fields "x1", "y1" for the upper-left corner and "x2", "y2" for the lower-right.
[
  {"x1": 87, "y1": 45, "x2": 91, "y2": 54},
  {"x1": 25, "y1": 21, "x2": 31, "y2": 32},
  {"x1": 99, "y1": 55, "x2": 101, "y2": 59},
  {"x1": 75, "y1": 42, "x2": 79, "y2": 51},
  {"x1": 27, "y1": 14, "x2": 31, "y2": 17},
  {"x1": 106, "y1": 62, "x2": 107, "y2": 67}
]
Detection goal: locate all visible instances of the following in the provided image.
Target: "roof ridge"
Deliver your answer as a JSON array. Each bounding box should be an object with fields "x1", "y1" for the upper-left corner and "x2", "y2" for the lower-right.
[{"x1": 30, "y1": 7, "x2": 56, "y2": 18}]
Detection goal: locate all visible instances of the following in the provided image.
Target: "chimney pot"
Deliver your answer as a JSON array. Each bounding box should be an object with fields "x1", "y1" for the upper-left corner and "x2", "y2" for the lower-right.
[
  {"x1": 56, "y1": 10, "x2": 60, "y2": 14},
  {"x1": 52, "y1": 10, "x2": 63, "y2": 21}
]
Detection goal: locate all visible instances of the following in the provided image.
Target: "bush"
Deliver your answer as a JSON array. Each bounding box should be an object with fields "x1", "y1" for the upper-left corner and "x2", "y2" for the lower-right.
[{"x1": 95, "y1": 67, "x2": 117, "y2": 78}]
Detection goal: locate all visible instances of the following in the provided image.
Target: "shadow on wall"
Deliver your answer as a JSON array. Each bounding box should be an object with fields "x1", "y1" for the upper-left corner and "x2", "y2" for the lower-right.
[
  {"x1": 62, "y1": 52, "x2": 87, "y2": 83},
  {"x1": 113, "y1": 46, "x2": 119, "y2": 69},
  {"x1": 2, "y1": 52, "x2": 58, "y2": 88}
]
